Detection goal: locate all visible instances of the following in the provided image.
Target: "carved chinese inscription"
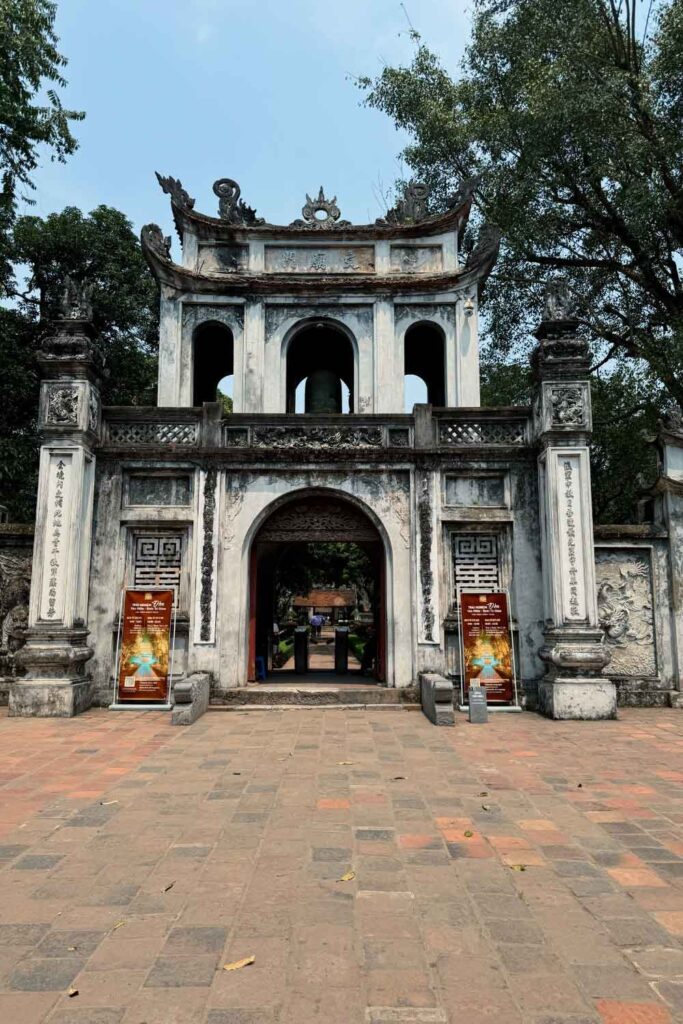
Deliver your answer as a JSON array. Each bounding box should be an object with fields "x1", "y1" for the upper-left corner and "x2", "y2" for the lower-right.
[
  {"x1": 265, "y1": 246, "x2": 374, "y2": 274},
  {"x1": 42, "y1": 455, "x2": 70, "y2": 621},
  {"x1": 418, "y1": 475, "x2": 435, "y2": 642},
  {"x1": 596, "y1": 551, "x2": 657, "y2": 676},
  {"x1": 561, "y1": 458, "x2": 585, "y2": 621}
]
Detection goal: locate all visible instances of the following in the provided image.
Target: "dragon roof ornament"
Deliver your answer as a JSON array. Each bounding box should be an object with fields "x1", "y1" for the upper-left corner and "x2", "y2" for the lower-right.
[
  {"x1": 155, "y1": 172, "x2": 195, "y2": 211},
  {"x1": 213, "y1": 178, "x2": 264, "y2": 226}
]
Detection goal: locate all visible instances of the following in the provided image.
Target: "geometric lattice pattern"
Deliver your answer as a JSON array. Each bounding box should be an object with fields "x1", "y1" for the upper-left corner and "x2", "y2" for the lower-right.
[
  {"x1": 452, "y1": 534, "x2": 500, "y2": 592},
  {"x1": 107, "y1": 422, "x2": 199, "y2": 445},
  {"x1": 439, "y1": 419, "x2": 527, "y2": 446},
  {"x1": 134, "y1": 536, "x2": 182, "y2": 599}
]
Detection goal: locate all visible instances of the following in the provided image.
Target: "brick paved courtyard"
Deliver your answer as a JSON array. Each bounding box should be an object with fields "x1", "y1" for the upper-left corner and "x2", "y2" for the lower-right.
[{"x1": 0, "y1": 707, "x2": 682, "y2": 1024}]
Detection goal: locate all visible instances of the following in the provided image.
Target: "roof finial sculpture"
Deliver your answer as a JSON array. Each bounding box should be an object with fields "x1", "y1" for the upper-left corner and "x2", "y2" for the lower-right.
[
  {"x1": 543, "y1": 280, "x2": 576, "y2": 322},
  {"x1": 213, "y1": 178, "x2": 264, "y2": 226},
  {"x1": 377, "y1": 181, "x2": 430, "y2": 226},
  {"x1": 59, "y1": 274, "x2": 94, "y2": 321},
  {"x1": 290, "y1": 187, "x2": 350, "y2": 230},
  {"x1": 155, "y1": 172, "x2": 195, "y2": 211}
]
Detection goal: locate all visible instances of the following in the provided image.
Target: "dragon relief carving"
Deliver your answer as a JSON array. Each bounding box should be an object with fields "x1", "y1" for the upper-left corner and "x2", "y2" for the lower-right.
[
  {"x1": 46, "y1": 384, "x2": 80, "y2": 426},
  {"x1": 251, "y1": 427, "x2": 383, "y2": 450},
  {"x1": 290, "y1": 187, "x2": 350, "y2": 230},
  {"x1": 87, "y1": 388, "x2": 100, "y2": 433},
  {"x1": 596, "y1": 552, "x2": 657, "y2": 676},
  {"x1": 550, "y1": 385, "x2": 586, "y2": 427},
  {"x1": 199, "y1": 469, "x2": 217, "y2": 641},
  {"x1": 0, "y1": 553, "x2": 31, "y2": 655}
]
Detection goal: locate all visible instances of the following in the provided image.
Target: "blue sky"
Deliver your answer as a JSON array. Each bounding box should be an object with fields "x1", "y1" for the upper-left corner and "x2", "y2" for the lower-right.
[{"x1": 27, "y1": 0, "x2": 471, "y2": 241}]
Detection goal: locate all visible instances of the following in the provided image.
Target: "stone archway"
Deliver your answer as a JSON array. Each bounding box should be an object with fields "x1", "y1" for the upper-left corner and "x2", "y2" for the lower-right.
[{"x1": 248, "y1": 493, "x2": 387, "y2": 682}]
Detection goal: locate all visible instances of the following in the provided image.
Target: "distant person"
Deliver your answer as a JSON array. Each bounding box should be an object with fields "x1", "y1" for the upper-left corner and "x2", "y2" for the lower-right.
[
  {"x1": 360, "y1": 626, "x2": 377, "y2": 676},
  {"x1": 311, "y1": 613, "x2": 323, "y2": 639}
]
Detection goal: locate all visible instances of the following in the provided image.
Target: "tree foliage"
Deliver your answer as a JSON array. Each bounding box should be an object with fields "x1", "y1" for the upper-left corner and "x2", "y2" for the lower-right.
[
  {"x1": 358, "y1": 0, "x2": 683, "y2": 519},
  {"x1": 1, "y1": 206, "x2": 159, "y2": 521},
  {"x1": 0, "y1": 0, "x2": 84, "y2": 291}
]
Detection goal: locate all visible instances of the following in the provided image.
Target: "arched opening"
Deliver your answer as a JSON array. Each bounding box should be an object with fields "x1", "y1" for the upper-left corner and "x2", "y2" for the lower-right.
[
  {"x1": 248, "y1": 493, "x2": 386, "y2": 684},
  {"x1": 404, "y1": 321, "x2": 446, "y2": 408},
  {"x1": 286, "y1": 322, "x2": 355, "y2": 413},
  {"x1": 193, "y1": 321, "x2": 234, "y2": 407}
]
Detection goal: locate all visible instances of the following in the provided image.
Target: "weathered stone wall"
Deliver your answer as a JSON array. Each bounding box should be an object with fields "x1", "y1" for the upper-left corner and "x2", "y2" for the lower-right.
[{"x1": 0, "y1": 525, "x2": 34, "y2": 704}]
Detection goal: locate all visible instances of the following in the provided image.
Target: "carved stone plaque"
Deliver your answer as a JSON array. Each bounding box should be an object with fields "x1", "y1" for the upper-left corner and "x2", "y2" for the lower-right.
[
  {"x1": 198, "y1": 244, "x2": 248, "y2": 274},
  {"x1": 390, "y1": 245, "x2": 442, "y2": 274},
  {"x1": 595, "y1": 549, "x2": 657, "y2": 676},
  {"x1": 264, "y1": 246, "x2": 375, "y2": 274}
]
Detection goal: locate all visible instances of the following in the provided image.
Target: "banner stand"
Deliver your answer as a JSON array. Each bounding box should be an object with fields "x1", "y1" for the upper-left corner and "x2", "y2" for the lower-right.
[
  {"x1": 456, "y1": 588, "x2": 521, "y2": 711},
  {"x1": 109, "y1": 587, "x2": 177, "y2": 711}
]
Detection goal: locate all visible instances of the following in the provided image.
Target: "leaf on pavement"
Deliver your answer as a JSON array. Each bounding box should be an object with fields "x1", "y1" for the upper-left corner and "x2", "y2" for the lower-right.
[
  {"x1": 338, "y1": 870, "x2": 356, "y2": 882},
  {"x1": 223, "y1": 956, "x2": 255, "y2": 971}
]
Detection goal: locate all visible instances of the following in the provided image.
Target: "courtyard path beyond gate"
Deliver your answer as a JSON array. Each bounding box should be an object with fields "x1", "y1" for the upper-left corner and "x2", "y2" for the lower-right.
[{"x1": 0, "y1": 707, "x2": 682, "y2": 1023}]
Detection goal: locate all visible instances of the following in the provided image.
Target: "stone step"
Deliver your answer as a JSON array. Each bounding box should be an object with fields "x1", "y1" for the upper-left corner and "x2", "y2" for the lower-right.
[{"x1": 209, "y1": 686, "x2": 418, "y2": 708}]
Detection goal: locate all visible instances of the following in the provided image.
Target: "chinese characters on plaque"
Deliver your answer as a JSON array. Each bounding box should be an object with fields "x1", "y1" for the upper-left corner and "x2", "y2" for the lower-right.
[
  {"x1": 116, "y1": 589, "x2": 174, "y2": 703},
  {"x1": 459, "y1": 592, "x2": 517, "y2": 705}
]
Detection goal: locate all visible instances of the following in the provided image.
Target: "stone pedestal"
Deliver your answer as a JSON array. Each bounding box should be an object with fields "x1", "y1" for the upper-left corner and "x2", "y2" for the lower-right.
[
  {"x1": 532, "y1": 284, "x2": 612, "y2": 719},
  {"x1": 10, "y1": 627, "x2": 93, "y2": 717},
  {"x1": 12, "y1": 294, "x2": 101, "y2": 717},
  {"x1": 538, "y1": 627, "x2": 614, "y2": 719}
]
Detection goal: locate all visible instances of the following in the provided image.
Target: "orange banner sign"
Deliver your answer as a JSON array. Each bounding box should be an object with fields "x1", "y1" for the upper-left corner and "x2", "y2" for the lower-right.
[
  {"x1": 460, "y1": 592, "x2": 515, "y2": 704},
  {"x1": 117, "y1": 589, "x2": 173, "y2": 703}
]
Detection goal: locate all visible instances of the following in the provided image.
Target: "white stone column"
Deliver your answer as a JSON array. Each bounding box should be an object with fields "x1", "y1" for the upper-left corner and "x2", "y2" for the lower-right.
[
  {"x1": 374, "y1": 298, "x2": 400, "y2": 413},
  {"x1": 533, "y1": 303, "x2": 613, "y2": 719},
  {"x1": 157, "y1": 286, "x2": 183, "y2": 406},
  {"x1": 242, "y1": 299, "x2": 265, "y2": 413},
  {"x1": 455, "y1": 290, "x2": 481, "y2": 407},
  {"x1": 10, "y1": 311, "x2": 101, "y2": 717}
]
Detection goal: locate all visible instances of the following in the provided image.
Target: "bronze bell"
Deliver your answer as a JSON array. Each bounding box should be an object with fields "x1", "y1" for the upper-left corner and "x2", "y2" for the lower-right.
[{"x1": 304, "y1": 369, "x2": 342, "y2": 413}]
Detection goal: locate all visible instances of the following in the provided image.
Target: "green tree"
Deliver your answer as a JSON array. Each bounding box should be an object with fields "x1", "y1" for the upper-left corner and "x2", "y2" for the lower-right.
[
  {"x1": 359, "y1": 0, "x2": 683, "y2": 519},
  {"x1": 0, "y1": 0, "x2": 84, "y2": 292},
  {"x1": 1, "y1": 205, "x2": 159, "y2": 520}
]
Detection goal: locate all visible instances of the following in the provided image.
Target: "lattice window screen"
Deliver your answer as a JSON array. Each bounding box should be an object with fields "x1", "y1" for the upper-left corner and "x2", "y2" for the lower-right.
[
  {"x1": 452, "y1": 534, "x2": 501, "y2": 593},
  {"x1": 133, "y1": 536, "x2": 182, "y2": 601}
]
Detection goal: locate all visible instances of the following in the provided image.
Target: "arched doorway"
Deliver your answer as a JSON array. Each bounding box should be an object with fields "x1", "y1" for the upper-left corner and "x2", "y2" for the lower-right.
[
  {"x1": 248, "y1": 493, "x2": 386, "y2": 683},
  {"x1": 285, "y1": 322, "x2": 355, "y2": 413}
]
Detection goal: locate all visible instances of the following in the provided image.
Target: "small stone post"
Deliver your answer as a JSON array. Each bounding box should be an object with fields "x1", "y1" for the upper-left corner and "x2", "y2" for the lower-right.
[
  {"x1": 10, "y1": 282, "x2": 101, "y2": 717},
  {"x1": 655, "y1": 410, "x2": 683, "y2": 705},
  {"x1": 531, "y1": 283, "x2": 613, "y2": 719}
]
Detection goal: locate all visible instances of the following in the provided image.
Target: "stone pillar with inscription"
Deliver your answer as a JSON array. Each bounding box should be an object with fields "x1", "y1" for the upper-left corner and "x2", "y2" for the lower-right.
[
  {"x1": 532, "y1": 284, "x2": 614, "y2": 719},
  {"x1": 10, "y1": 282, "x2": 101, "y2": 717},
  {"x1": 656, "y1": 409, "x2": 683, "y2": 704}
]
